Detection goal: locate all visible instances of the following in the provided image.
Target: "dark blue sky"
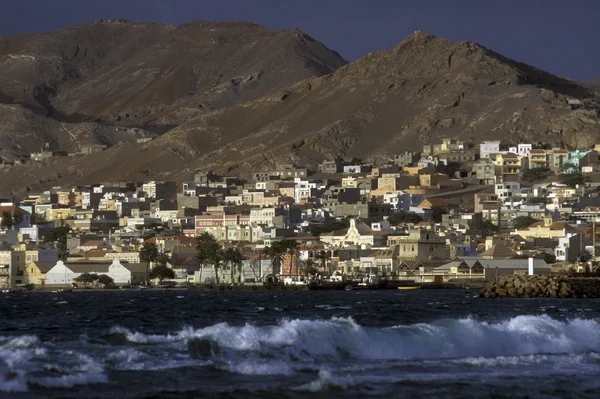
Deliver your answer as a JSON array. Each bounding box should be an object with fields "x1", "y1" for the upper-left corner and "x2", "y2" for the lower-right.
[{"x1": 2, "y1": 0, "x2": 599, "y2": 81}]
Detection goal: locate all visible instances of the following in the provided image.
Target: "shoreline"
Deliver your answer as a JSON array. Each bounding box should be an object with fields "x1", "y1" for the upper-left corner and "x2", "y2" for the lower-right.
[{"x1": 3, "y1": 281, "x2": 481, "y2": 293}]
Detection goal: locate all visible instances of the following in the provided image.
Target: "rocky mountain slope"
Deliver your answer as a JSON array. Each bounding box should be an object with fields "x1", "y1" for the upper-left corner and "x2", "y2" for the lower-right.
[
  {"x1": 0, "y1": 19, "x2": 346, "y2": 158},
  {"x1": 1, "y1": 29, "x2": 599, "y2": 196}
]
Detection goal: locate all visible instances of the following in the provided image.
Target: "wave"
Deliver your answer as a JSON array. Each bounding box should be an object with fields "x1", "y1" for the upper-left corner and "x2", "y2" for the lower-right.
[
  {"x1": 3, "y1": 315, "x2": 600, "y2": 392},
  {"x1": 110, "y1": 315, "x2": 600, "y2": 361}
]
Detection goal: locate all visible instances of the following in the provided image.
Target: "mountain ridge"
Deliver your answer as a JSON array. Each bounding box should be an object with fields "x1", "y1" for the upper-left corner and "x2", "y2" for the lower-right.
[
  {"x1": 0, "y1": 26, "x2": 599, "y2": 197},
  {"x1": 0, "y1": 19, "x2": 347, "y2": 160}
]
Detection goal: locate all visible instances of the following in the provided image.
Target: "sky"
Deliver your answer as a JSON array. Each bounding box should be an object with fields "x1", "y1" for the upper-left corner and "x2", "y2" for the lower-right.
[{"x1": 2, "y1": 0, "x2": 599, "y2": 81}]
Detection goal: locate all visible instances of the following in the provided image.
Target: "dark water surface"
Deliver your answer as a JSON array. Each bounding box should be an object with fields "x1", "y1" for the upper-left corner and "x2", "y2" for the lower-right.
[{"x1": 1, "y1": 290, "x2": 600, "y2": 398}]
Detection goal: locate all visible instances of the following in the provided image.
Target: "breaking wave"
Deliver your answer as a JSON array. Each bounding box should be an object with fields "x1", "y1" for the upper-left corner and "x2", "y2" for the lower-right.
[
  {"x1": 110, "y1": 315, "x2": 600, "y2": 361},
  {"x1": 2, "y1": 315, "x2": 600, "y2": 393}
]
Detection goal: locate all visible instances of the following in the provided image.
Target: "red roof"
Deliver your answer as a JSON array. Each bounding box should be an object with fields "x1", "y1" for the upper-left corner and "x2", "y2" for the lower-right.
[
  {"x1": 0, "y1": 206, "x2": 30, "y2": 215},
  {"x1": 421, "y1": 198, "x2": 448, "y2": 208}
]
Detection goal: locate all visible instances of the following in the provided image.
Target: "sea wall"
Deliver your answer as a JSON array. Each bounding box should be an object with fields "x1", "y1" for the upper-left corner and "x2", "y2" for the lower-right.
[{"x1": 479, "y1": 274, "x2": 600, "y2": 298}]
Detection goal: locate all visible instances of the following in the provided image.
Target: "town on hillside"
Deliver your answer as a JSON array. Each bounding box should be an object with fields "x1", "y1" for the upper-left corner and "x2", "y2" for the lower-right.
[{"x1": 2, "y1": 138, "x2": 600, "y2": 291}]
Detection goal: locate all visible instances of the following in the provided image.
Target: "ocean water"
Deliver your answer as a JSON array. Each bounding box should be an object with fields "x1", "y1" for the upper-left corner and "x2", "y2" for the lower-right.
[{"x1": 1, "y1": 290, "x2": 600, "y2": 398}]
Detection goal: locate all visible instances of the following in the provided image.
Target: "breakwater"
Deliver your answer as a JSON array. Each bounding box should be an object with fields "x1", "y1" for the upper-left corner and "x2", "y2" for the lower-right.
[{"x1": 479, "y1": 274, "x2": 600, "y2": 298}]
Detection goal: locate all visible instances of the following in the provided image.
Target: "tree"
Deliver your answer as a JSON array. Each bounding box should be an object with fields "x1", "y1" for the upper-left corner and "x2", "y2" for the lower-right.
[
  {"x1": 149, "y1": 265, "x2": 175, "y2": 282},
  {"x1": 526, "y1": 197, "x2": 547, "y2": 205},
  {"x1": 579, "y1": 249, "x2": 594, "y2": 262},
  {"x1": 139, "y1": 242, "x2": 159, "y2": 285},
  {"x1": 42, "y1": 226, "x2": 71, "y2": 258},
  {"x1": 223, "y1": 247, "x2": 244, "y2": 284},
  {"x1": 12, "y1": 212, "x2": 23, "y2": 227},
  {"x1": 315, "y1": 250, "x2": 332, "y2": 275},
  {"x1": 558, "y1": 173, "x2": 586, "y2": 188},
  {"x1": 388, "y1": 211, "x2": 422, "y2": 225},
  {"x1": 300, "y1": 258, "x2": 318, "y2": 278},
  {"x1": 74, "y1": 272, "x2": 99, "y2": 288},
  {"x1": 305, "y1": 219, "x2": 349, "y2": 237},
  {"x1": 210, "y1": 249, "x2": 224, "y2": 285},
  {"x1": 1, "y1": 211, "x2": 14, "y2": 229},
  {"x1": 261, "y1": 245, "x2": 285, "y2": 277},
  {"x1": 535, "y1": 252, "x2": 556, "y2": 264},
  {"x1": 97, "y1": 274, "x2": 115, "y2": 288},
  {"x1": 513, "y1": 216, "x2": 540, "y2": 230},
  {"x1": 279, "y1": 239, "x2": 301, "y2": 276},
  {"x1": 195, "y1": 232, "x2": 223, "y2": 284},
  {"x1": 155, "y1": 251, "x2": 172, "y2": 268},
  {"x1": 469, "y1": 218, "x2": 500, "y2": 236},
  {"x1": 431, "y1": 206, "x2": 449, "y2": 223},
  {"x1": 522, "y1": 167, "x2": 552, "y2": 181}
]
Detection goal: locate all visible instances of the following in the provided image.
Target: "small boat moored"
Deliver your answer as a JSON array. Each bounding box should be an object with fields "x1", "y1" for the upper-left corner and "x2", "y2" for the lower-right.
[{"x1": 397, "y1": 286, "x2": 421, "y2": 290}]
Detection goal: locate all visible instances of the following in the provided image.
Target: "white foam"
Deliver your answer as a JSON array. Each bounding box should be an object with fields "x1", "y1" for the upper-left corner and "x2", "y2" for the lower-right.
[
  {"x1": 110, "y1": 315, "x2": 600, "y2": 363},
  {"x1": 294, "y1": 369, "x2": 353, "y2": 392},
  {"x1": 0, "y1": 373, "x2": 28, "y2": 393},
  {"x1": 31, "y1": 353, "x2": 107, "y2": 388},
  {"x1": 224, "y1": 360, "x2": 294, "y2": 376}
]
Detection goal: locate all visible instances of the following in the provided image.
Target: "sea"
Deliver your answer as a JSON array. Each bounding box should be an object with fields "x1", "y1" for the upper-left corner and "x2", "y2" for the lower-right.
[{"x1": 1, "y1": 289, "x2": 599, "y2": 398}]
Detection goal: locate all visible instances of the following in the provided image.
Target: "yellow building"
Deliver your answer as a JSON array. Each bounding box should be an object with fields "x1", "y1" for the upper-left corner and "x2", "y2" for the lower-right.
[
  {"x1": 49, "y1": 208, "x2": 72, "y2": 221},
  {"x1": 23, "y1": 261, "x2": 56, "y2": 287},
  {"x1": 513, "y1": 220, "x2": 579, "y2": 239},
  {"x1": 490, "y1": 153, "x2": 523, "y2": 181}
]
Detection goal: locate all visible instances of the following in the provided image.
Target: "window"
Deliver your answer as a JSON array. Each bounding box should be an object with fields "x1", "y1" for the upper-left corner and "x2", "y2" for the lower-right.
[{"x1": 430, "y1": 245, "x2": 434, "y2": 252}]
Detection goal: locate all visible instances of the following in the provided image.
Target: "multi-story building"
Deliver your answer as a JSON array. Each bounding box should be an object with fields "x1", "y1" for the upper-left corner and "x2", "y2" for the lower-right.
[
  {"x1": 394, "y1": 152, "x2": 421, "y2": 168},
  {"x1": 479, "y1": 141, "x2": 500, "y2": 159},
  {"x1": 529, "y1": 149, "x2": 549, "y2": 169},
  {"x1": 495, "y1": 181, "x2": 524, "y2": 203},
  {"x1": 548, "y1": 149, "x2": 569, "y2": 174},
  {"x1": 508, "y1": 144, "x2": 532, "y2": 157},
  {"x1": 249, "y1": 208, "x2": 286, "y2": 227},
  {"x1": 318, "y1": 160, "x2": 342, "y2": 174},
  {"x1": 491, "y1": 153, "x2": 524, "y2": 182},
  {"x1": 472, "y1": 158, "x2": 496, "y2": 185},
  {"x1": 270, "y1": 164, "x2": 308, "y2": 180},
  {"x1": 564, "y1": 150, "x2": 599, "y2": 174},
  {"x1": 388, "y1": 229, "x2": 446, "y2": 261},
  {"x1": 194, "y1": 213, "x2": 251, "y2": 235}
]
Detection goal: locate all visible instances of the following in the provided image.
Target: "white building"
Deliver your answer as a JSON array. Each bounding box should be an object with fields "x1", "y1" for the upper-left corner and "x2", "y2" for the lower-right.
[
  {"x1": 555, "y1": 233, "x2": 583, "y2": 262},
  {"x1": 508, "y1": 144, "x2": 532, "y2": 157},
  {"x1": 480, "y1": 141, "x2": 501, "y2": 159},
  {"x1": 382, "y1": 191, "x2": 414, "y2": 211},
  {"x1": 343, "y1": 165, "x2": 362, "y2": 174},
  {"x1": 494, "y1": 181, "x2": 523, "y2": 203},
  {"x1": 45, "y1": 260, "x2": 147, "y2": 286}
]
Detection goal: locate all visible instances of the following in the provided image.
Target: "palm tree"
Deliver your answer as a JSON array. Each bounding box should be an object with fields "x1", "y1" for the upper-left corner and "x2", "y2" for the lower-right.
[
  {"x1": 300, "y1": 258, "x2": 317, "y2": 280},
  {"x1": 316, "y1": 250, "x2": 332, "y2": 275},
  {"x1": 139, "y1": 242, "x2": 159, "y2": 285},
  {"x1": 261, "y1": 245, "x2": 284, "y2": 277},
  {"x1": 156, "y1": 250, "x2": 172, "y2": 268},
  {"x1": 280, "y1": 239, "x2": 300, "y2": 277},
  {"x1": 211, "y1": 248, "x2": 224, "y2": 285},
  {"x1": 223, "y1": 247, "x2": 244, "y2": 284},
  {"x1": 196, "y1": 232, "x2": 221, "y2": 284}
]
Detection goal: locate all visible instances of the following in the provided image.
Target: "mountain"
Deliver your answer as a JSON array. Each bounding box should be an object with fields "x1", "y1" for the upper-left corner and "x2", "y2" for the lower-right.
[
  {"x1": 0, "y1": 19, "x2": 347, "y2": 159},
  {"x1": 1, "y1": 29, "x2": 599, "y2": 196}
]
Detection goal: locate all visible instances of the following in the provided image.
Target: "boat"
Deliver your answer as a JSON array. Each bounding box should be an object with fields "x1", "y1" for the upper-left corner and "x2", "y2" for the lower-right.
[{"x1": 397, "y1": 286, "x2": 421, "y2": 290}]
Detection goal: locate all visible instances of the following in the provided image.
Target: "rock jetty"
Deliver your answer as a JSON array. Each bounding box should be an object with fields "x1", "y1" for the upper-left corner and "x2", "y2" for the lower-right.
[{"x1": 479, "y1": 274, "x2": 600, "y2": 298}]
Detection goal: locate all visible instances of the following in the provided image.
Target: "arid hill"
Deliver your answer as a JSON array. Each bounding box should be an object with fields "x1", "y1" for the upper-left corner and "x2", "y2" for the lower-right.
[
  {"x1": 1, "y1": 29, "x2": 599, "y2": 197},
  {"x1": 0, "y1": 19, "x2": 346, "y2": 159}
]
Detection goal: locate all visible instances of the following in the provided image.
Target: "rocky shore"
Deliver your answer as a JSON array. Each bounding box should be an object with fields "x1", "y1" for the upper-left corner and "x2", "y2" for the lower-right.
[{"x1": 479, "y1": 274, "x2": 600, "y2": 298}]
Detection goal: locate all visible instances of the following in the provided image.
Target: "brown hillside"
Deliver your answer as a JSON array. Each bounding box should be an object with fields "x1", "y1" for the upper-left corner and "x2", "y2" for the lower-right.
[
  {"x1": 1, "y1": 30, "x2": 599, "y2": 197},
  {"x1": 0, "y1": 19, "x2": 346, "y2": 159}
]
